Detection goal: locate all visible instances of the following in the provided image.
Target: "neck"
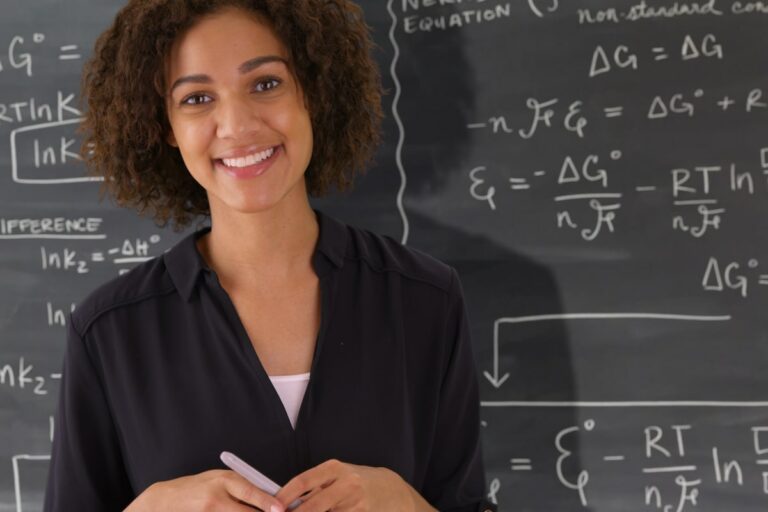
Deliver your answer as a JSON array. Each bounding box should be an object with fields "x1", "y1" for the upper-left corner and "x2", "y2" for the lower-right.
[{"x1": 196, "y1": 189, "x2": 319, "y2": 290}]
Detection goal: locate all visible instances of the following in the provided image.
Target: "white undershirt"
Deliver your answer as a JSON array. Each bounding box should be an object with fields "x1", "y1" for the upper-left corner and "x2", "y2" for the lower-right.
[{"x1": 268, "y1": 373, "x2": 310, "y2": 429}]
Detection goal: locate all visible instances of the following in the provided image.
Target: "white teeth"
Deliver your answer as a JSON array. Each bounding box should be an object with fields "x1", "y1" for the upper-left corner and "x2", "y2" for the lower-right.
[{"x1": 221, "y1": 146, "x2": 276, "y2": 168}]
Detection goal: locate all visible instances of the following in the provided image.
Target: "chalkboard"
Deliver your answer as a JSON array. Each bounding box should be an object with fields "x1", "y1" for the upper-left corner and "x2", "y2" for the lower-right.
[{"x1": 2, "y1": 1, "x2": 767, "y2": 510}]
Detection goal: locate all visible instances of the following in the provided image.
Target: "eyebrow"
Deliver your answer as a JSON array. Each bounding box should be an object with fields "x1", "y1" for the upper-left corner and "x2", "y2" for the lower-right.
[{"x1": 168, "y1": 55, "x2": 288, "y2": 95}]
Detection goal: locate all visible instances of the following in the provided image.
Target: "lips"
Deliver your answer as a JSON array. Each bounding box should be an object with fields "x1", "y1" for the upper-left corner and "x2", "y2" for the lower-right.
[{"x1": 214, "y1": 144, "x2": 281, "y2": 179}]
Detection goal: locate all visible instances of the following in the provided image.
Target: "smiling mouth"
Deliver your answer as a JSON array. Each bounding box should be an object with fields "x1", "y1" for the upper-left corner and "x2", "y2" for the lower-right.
[
  {"x1": 216, "y1": 145, "x2": 280, "y2": 168},
  {"x1": 213, "y1": 145, "x2": 281, "y2": 179}
]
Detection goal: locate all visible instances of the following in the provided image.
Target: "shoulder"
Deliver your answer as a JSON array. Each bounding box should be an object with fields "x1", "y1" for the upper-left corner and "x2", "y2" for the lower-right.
[
  {"x1": 341, "y1": 220, "x2": 456, "y2": 295},
  {"x1": 69, "y1": 255, "x2": 174, "y2": 337}
]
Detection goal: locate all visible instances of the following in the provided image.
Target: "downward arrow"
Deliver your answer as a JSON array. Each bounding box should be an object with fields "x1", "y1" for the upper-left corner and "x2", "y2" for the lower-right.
[
  {"x1": 484, "y1": 319, "x2": 509, "y2": 389},
  {"x1": 484, "y1": 370, "x2": 510, "y2": 389}
]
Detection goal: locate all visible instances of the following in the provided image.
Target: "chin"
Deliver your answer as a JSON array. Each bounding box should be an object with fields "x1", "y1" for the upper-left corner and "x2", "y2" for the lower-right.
[{"x1": 210, "y1": 181, "x2": 305, "y2": 216}]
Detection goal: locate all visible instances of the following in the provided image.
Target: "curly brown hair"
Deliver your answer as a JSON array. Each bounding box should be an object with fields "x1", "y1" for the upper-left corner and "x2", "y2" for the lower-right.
[{"x1": 79, "y1": 0, "x2": 383, "y2": 231}]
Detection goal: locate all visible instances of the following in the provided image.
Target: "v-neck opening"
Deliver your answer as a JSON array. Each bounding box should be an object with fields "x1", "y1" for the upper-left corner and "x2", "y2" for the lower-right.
[
  {"x1": 206, "y1": 269, "x2": 331, "y2": 438},
  {"x1": 193, "y1": 209, "x2": 339, "y2": 441}
]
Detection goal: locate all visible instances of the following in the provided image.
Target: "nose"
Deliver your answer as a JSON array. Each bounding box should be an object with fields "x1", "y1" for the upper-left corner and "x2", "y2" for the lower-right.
[{"x1": 215, "y1": 94, "x2": 263, "y2": 139}]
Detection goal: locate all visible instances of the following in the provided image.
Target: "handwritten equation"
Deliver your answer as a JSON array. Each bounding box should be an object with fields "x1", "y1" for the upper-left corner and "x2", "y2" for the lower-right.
[
  {"x1": 39, "y1": 236, "x2": 162, "y2": 275},
  {"x1": 588, "y1": 34, "x2": 724, "y2": 77},
  {"x1": 0, "y1": 218, "x2": 163, "y2": 273},
  {"x1": 0, "y1": 357, "x2": 60, "y2": 396},
  {"x1": 0, "y1": 32, "x2": 81, "y2": 78},
  {"x1": 399, "y1": 1, "x2": 768, "y2": 35},
  {"x1": 484, "y1": 416, "x2": 768, "y2": 512},
  {"x1": 468, "y1": 147, "x2": 767, "y2": 242},
  {"x1": 466, "y1": 88, "x2": 765, "y2": 142},
  {"x1": 701, "y1": 257, "x2": 768, "y2": 298}
]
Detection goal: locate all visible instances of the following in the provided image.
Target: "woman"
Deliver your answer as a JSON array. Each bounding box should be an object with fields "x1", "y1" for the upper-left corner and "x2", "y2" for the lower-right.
[{"x1": 44, "y1": 1, "x2": 493, "y2": 511}]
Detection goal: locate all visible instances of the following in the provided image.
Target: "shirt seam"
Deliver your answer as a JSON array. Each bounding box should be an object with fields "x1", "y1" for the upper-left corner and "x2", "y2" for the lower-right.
[
  {"x1": 440, "y1": 268, "x2": 459, "y2": 386},
  {"x1": 342, "y1": 254, "x2": 452, "y2": 295},
  {"x1": 420, "y1": 266, "x2": 457, "y2": 491},
  {"x1": 76, "y1": 286, "x2": 178, "y2": 335}
]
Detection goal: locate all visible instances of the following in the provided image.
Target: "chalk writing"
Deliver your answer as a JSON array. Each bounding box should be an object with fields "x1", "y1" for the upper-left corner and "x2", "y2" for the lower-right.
[{"x1": 38, "y1": 236, "x2": 162, "y2": 275}]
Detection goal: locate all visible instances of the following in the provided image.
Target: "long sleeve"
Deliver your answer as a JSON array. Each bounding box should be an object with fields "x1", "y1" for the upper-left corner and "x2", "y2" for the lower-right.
[
  {"x1": 43, "y1": 313, "x2": 133, "y2": 511},
  {"x1": 421, "y1": 268, "x2": 497, "y2": 512}
]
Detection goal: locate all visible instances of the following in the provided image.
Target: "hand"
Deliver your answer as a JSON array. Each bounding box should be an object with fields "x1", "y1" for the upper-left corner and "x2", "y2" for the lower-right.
[
  {"x1": 275, "y1": 459, "x2": 427, "y2": 512},
  {"x1": 124, "y1": 469, "x2": 286, "y2": 512}
]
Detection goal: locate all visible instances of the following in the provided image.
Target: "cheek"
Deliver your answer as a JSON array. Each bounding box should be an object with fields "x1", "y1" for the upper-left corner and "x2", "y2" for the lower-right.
[
  {"x1": 299, "y1": 116, "x2": 313, "y2": 156},
  {"x1": 178, "y1": 133, "x2": 217, "y2": 182},
  {"x1": 173, "y1": 123, "x2": 215, "y2": 179},
  {"x1": 271, "y1": 102, "x2": 313, "y2": 153},
  {"x1": 290, "y1": 111, "x2": 313, "y2": 159},
  {"x1": 181, "y1": 122, "x2": 214, "y2": 154}
]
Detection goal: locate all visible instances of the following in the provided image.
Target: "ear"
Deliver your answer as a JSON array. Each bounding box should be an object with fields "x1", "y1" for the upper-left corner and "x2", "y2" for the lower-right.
[{"x1": 166, "y1": 130, "x2": 178, "y2": 148}]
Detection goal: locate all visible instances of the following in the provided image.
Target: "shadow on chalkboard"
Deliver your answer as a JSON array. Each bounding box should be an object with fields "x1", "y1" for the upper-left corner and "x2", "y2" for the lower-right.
[
  {"x1": 392, "y1": 6, "x2": 591, "y2": 507},
  {"x1": 383, "y1": 6, "x2": 589, "y2": 508},
  {"x1": 406, "y1": 210, "x2": 591, "y2": 510}
]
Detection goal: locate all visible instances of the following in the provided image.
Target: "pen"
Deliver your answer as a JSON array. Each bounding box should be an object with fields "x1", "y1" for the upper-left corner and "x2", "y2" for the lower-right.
[{"x1": 220, "y1": 451, "x2": 303, "y2": 510}]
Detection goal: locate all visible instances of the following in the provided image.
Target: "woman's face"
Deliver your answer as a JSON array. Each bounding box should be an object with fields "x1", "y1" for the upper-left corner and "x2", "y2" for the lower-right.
[{"x1": 164, "y1": 6, "x2": 313, "y2": 216}]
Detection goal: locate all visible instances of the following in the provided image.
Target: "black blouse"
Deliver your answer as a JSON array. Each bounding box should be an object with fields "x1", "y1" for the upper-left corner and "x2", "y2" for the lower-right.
[{"x1": 43, "y1": 209, "x2": 495, "y2": 512}]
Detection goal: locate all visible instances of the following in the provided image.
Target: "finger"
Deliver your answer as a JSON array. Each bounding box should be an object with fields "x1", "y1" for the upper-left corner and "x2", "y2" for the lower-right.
[
  {"x1": 223, "y1": 471, "x2": 286, "y2": 512},
  {"x1": 276, "y1": 459, "x2": 343, "y2": 505},
  {"x1": 285, "y1": 486, "x2": 321, "y2": 510},
  {"x1": 227, "y1": 502, "x2": 268, "y2": 512},
  {"x1": 291, "y1": 477, "x2": 360, "y2": 512}
]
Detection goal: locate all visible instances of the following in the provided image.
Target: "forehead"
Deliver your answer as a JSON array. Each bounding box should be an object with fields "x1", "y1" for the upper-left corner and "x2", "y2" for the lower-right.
[{"x1": 165, "y1": 6, "x2": 289, "y2": 78}]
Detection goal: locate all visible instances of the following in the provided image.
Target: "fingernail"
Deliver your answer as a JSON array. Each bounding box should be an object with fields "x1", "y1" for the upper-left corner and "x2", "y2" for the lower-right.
[{"x1": 271, "y1": 506, "x2": 282, "y2": 512}]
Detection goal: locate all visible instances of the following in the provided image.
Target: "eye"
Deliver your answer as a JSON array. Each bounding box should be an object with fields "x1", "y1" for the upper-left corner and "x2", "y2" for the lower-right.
[
  {"x1": 254, "y1": 77, "x2": 281, "y2": 92},
  {"x1": 180, "y1": 93, "x2": 210, "y2": 106}
]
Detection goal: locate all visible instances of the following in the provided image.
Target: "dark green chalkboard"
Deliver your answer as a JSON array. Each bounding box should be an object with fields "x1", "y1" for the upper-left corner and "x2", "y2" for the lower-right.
[{"x1": 2, "y1": 1, "x2": 767, "y2": 510}]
